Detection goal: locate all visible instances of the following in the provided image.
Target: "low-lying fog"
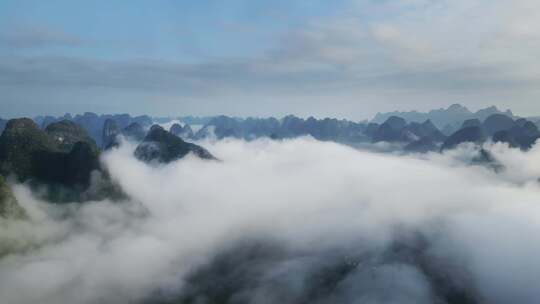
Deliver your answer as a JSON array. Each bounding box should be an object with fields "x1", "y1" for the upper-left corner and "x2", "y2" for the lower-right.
[{"x1": 1, "y1": 138, "x2": 540, "y2": 304}]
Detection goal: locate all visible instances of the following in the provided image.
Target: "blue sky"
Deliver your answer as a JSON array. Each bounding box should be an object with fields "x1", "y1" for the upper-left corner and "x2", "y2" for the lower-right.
[
  {"x1": 1, "y1": 0, "x2": 539, "y2": 118},
  {"x1": 0, "y1": 1, "x2": 333, "y2": 60}
]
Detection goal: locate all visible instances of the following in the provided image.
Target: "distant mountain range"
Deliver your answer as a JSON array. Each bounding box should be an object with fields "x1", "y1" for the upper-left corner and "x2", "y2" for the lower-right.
[
  {"x1": 0, "y1": 104, "x2": 538, "y2": 154},
  {"x1": 372, "y1": 104, "x2": 516, "y2": 130},
  {"x1": 1, "y1": 104, "x2": 540, "y2": 216}
]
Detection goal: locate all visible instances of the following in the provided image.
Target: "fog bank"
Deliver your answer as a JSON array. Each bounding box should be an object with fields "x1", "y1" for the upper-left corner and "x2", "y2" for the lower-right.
[{"x1": 0, "y1": 138, "x2": 539, "y2": 303}]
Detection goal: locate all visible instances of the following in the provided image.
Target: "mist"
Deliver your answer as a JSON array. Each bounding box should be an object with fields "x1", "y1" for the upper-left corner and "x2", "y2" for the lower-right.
[{"x1": 1, "y1": 138, "x2": 539, "y2": 304}]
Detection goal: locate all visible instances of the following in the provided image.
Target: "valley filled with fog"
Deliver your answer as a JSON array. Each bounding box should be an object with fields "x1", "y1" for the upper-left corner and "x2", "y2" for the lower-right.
[{"x1": 1, "y1": 136, "x2": 539, "y2": 304}]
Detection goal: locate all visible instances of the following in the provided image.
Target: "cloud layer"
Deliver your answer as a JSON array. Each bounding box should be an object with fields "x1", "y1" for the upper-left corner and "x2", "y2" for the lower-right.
[{"x1": 0, "y1": 138, "x2": 539, "y2": 303}]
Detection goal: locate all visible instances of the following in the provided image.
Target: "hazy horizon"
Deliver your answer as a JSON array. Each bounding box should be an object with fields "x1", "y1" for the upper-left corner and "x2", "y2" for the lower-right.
[
  {"x1": 1, "y1": 103, "x2": 528, "y2": 122},
  {"x1": 2, "y1": 1, "x2": 540, "y2": 118}
]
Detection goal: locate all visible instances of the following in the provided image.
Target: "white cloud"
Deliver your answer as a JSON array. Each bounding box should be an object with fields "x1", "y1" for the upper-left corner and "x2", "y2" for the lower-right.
[{"x1": 0, "y1": 139, "x2": 539, "y2": 303}]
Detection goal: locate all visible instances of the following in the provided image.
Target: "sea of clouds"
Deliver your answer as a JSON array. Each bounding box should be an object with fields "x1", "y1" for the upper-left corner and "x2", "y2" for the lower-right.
[{"x1": 0, "y1": 138, "x2": 539, "y2": 304}]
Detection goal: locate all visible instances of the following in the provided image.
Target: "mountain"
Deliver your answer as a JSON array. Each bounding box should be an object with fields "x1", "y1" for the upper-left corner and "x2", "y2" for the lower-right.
[
  {"x1": 102, "y1": 119, "x2": 121, "y2": 149},
  {"x1": 441, "y1": 127, "x2": 487, "y2": 151},
  {"x1": 135, "y1": 125, "x2": 215, "y2": 163},
  {"x1": 372, "y1": 104, "x2": 514, "y2": 128},
  {"x1": 188, "y1": 114, "x2": 452, "y2": 150},
  {"x1": 474, "y1": 106, "x2": 513, "y2": 122},
  {"x1": 47, "y1": 112, "x2": 154, "y2": 146},
  {"x1": 371, "y1": 117, "x2": 446, "y2": 145},
  {"x1": 0, "y1": 118, "x2": 59, "y2": 181},
  {"x1": 123, "y1": 122, "x2": 146, "y2": 141},
  {"x1": 178, "y1": 116, "x2": 214, "y2": 125},
  {"x1": 73, "y1": 112, "x2": 106, "y2": 146},
  {"x1": 194, "y1": 115, "x2": 367, "y2": 143},
  {"x1": 461, "y1": 119, "x2": 482, "y2": 129},
  {"x1": 372, "y1": 116, "x2": 408, "y2": 142},
  {"x1": 403, "y1": 120, "x2": 446, "y2": 142},
  {"x1": 483, "y1": 114, "x2": 515, "y2": 136},
  {"x1": 103, "y1": 121, "x2": 148, "y2": 150},
  {"x1": 493, "y1": 120, "x2": 540, "y2": 149},
  {"x1": 32, "y1": 112, "x2": 142, "y2": 149},
  {"x1": 0, "y1": 118, "x2": 108, "y2": 202},
  {"x1": 195, "y1": 115, "x2": 245, "y2": 139},
  {"x1": 12, "y1": 107, "x2": 538, "y2": 157},
  {"x1": 170, "y1": 123, "x2": 194, "y2": 139},
  {"x1": 439, "y1": 114, "x2": 540, "y2": 151},
  {"x1": 441, "y1": 124, "x2": 458, "y2": 136},
  {"x1": 364, "y1": 123, "x2": 380, "y2": 138},
  {"x1": 45, "y1": 120, "x2": 97, "y2": 152},
  {"x1": 0, "y1": 176, "x2": 26, "y2": 219}
]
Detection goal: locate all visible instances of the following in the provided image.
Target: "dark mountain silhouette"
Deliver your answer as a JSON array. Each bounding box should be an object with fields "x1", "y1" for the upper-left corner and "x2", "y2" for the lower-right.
[
  {"x1": 493, "y1": 121, "x2": 540, "y2": 149},
  {"x1": 14, "y1": 106, "x2": 538, "y2": 158},
  {"x1": 102, "y1": 119, "x2": 121, "y2": 149},
  {"x1": 170, "y1": 123, "x2": 182, "y2": 135},
  {"x1": 68, "y1": 113, "x2": 152, "y2": 146},
  {"x1": 483, "y1": 114, "x2": 515, "y2": 136},
  {"x1": 439, "y1": 114, "x2": 539, "y2": 151},
  {"x1": 461, "y1": 119, "x2": 482, "y2": 129},
  {"x1": 515, "y1": 118, "x2": 529, "y2": 128},
  {"x1": 0, "y1": 118, "x2": 123, "y2": 203},
  {"x1": 194, "y1": 115, "x2": 367, "y2": 143},
  {"x1": 372, "y1": 116, "x2": 408, "y2": 142},
  {"x1": 73, "y1": 112, "x2": 106, "y2": 146},
  {"x1": 135, "y1": 125, "x2": 215, "y2": 163},
  {"x1": 441, "y1": 124, "x2": 458, "y2": 136},
  {"x1": 372, "y1": 104, "x2": 514, "y2": 128},
  {"x1": 123, "y1": 122, "x2": 146, "y2": 141},
  {"x1": 371, "y1": 117, "x2": 446, "y2": 145},
  {"x1": 103, "y1": 121, "x2": 148, "y2": 149},
  {"x1": 45, "y1": 120, "x2": 97, "y2": 152},
  {"x1": 0, "y1": 176, "x2": 26, "y2": 219},
  {"x1": 0, "y1": 118, "x2": 59, "y2": 181},
  {"x1": 404, "y1": 120, "x2": 446, "y2": 142},
  {"x1": 364, "y1": 123, "x2": 380, "y2": 138},
  {"x1": 441, "y1": 127, "x2": 487, "y2": 151},
  {"x1": 170, "y1": 123, "x2": 194, "y2": 139},
  {"x1": 195, "y1": 115, "x2": 245, "y2": 139}
]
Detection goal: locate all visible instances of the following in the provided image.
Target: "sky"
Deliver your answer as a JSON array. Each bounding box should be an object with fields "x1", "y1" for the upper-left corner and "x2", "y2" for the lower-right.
[{"x1": 1, "y1": 0, "x2": 540, "y2": 119}]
